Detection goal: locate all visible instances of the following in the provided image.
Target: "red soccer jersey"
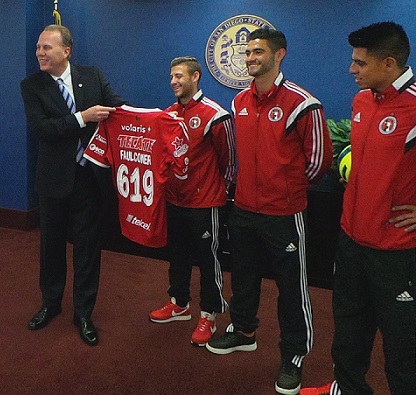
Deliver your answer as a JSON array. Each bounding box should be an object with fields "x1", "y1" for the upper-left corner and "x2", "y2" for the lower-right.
[{"x1": 84, "y1": 105, "x2": 189, "y2": 247}]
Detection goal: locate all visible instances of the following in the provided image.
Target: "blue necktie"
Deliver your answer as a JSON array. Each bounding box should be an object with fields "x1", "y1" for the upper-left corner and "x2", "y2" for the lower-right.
[{"x1": 57, "y1": 78, "x2": 87, "y2": 166}]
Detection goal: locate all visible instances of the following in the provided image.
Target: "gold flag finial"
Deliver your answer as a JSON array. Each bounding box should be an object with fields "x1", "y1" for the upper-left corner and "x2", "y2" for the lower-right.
[{"x1": 53, "y1": 0, "x2": 62, "y2": 25}]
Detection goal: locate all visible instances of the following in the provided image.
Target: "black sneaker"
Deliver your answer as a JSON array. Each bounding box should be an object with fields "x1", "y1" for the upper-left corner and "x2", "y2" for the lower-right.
[
  {"x1": 206, "y1": 331, "x2": 257, "y2": 354},
  {"x1": 275, "y1": 360, "x2": 302, "y2": 394}
]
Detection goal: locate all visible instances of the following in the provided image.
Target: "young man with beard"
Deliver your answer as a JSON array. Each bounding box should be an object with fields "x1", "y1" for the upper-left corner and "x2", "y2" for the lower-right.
[
  {"x1": 206, "y1": 28, "x2": 332, "y2": 395},
  {"x1": 149, "y1": 57, "x2": 236, "y2": 347}
]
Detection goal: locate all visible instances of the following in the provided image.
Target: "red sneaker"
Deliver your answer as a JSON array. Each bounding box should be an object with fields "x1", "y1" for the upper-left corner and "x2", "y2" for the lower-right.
[
  {"x1": 191, "y1": 311, "x2": 216, "y2": 346},
  {"x1": 149, "y1": 297, "x2": 191, "y2": 323},
  {"x1": 300, "y1": 383, "x2": 332, "y2": 395}
]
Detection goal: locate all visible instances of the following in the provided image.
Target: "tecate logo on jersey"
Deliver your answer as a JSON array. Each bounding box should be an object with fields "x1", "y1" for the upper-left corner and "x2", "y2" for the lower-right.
[
  {"x1": 118, "y1": 134, "x2": 156, "y2": 153},
  {"x1": 120, "y1": 124, "x2": 149, "y2": 133},
  {"x1": 88, "y1": 143, "x2": 104, "y2": 156},
  {"x1": 127, "y1": 215, "x2": 151, "y2": 231}
]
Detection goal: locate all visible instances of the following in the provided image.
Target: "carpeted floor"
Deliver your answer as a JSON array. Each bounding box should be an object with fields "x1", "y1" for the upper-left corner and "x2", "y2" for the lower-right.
[{"x1": 0, "y1": 227, "x2": 389, "y2": 394}]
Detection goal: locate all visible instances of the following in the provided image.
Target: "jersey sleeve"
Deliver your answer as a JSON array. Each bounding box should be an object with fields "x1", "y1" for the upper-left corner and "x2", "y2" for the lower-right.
[{"x1": 83, "y1": 122, "x2": 111, "y2": 168}]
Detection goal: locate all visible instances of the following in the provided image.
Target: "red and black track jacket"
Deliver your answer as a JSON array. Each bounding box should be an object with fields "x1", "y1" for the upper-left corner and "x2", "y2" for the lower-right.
[
  {"x1": 165, "y1": 90, "x2": 236, "y2": 208},
  {"x1": 232, "y1": 72, "x2": 332, "y2": 216},
  {"x1": 341, "y1": 67, "x2": 416, "y2": 250}
]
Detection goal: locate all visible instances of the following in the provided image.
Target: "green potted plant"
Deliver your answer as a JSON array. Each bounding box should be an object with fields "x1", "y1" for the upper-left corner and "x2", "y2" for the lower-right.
[{"x1": 327, "y1": 118, "x2": 351, "y2": 164}]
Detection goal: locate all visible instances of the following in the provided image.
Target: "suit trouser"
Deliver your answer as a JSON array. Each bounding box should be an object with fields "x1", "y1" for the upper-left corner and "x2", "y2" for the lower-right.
[
  {"x1": 167, "y1": 203, "x2": 228, "y2": 313},
  {"x1": 332, "y1": 231, "x2": 416, "y2": 395},
  {"x1": 228, "y1": 206, "x2": 313, "y2": 363},
  {"x1": 38, "y1": 164, "x2": 101, "y2": 318}
]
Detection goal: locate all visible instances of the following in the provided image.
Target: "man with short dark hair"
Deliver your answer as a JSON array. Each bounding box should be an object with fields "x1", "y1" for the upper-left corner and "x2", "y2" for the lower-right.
[
  {"x1": 206, "y1": 28, "x2": 332, "y2": 395},
  {"x1": 301, "y1": 21, "x2": 416, "y2": 395},
  {"x1": 21, "y1": 24, "x2": 124, "y2": 346}
]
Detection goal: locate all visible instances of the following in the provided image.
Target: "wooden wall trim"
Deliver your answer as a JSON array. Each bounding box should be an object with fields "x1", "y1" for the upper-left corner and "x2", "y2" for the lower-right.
[{"x1": 0, "y1": 207, "x2": 39, "y2": 230}]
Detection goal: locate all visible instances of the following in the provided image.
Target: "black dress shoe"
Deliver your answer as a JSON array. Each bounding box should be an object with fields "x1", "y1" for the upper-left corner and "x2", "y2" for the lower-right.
[
  {"x1": 73, "y1": 316, "x2": 98, "y2": 346},
  {"x1": 28, "y1": 306, "x2": 61, "y2": 331}
]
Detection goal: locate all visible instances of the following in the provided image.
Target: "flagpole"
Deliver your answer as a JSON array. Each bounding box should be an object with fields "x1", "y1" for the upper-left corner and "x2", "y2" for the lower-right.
[{"x1": 53, "y1": 0, "x2": 62, "y2": 25}]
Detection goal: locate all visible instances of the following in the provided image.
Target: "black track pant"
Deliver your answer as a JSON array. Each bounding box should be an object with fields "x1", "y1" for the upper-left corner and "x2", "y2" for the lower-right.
[
  {"x1": 332, "y1": 231, "x2": 416, "y2": 395},
  {"x1": 228, "y1": 206, "x2": 313, "y2": 363},
  {"x1": 167, "y1": 203, "x2": 228, "y2": 313}
]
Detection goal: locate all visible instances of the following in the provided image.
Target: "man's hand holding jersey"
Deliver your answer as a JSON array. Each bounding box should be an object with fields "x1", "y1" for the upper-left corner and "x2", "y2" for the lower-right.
[{"x1": 81, "y1": 105, "x2": 116, "y2": 123}]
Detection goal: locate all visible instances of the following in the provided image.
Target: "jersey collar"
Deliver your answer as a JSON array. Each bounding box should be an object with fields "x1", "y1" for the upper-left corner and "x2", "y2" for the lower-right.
[
  {"x1": 374, "y1": 66, "x2": 414, "y2": 102},
  {"x1": 251, "y1": 71, "x2": 284, "y2": 99},
  {"x1": 392, "y1": 66, "x2": 415, "y2": 93},
  {"x1": 179, "y1": 89, "x2": 204, "y2": 110}
]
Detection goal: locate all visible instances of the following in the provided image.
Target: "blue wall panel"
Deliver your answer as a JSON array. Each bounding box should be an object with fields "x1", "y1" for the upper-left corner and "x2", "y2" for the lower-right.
[
  {"x1": 1, "y1": 0, "x2": 416, "y2": 211},
  {"x1": 51, "y1": 0, "x2": 416, "y2": 118},
  {"x1": 0, "y1": 0, "x2": 29, "y2": 211}
]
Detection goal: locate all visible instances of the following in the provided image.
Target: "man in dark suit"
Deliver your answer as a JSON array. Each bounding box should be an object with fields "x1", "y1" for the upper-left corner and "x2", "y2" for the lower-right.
[{"x1": 21, "y1": 24, "x2": 124, "y2": 346}]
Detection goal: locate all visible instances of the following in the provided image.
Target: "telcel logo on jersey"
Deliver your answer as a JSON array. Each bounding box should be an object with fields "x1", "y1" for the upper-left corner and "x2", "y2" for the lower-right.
[
  {"x1": 127, "y1": 214, "x2": 151, "y2": 231},
  {"x1": 205, "y1": 15, "x2": 276, "y2": 89}
]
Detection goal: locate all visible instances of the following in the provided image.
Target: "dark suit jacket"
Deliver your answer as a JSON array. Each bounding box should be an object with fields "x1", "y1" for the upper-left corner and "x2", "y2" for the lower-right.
[{"x1": 21, "y1": 64, "x2": 124, "y2": 198}]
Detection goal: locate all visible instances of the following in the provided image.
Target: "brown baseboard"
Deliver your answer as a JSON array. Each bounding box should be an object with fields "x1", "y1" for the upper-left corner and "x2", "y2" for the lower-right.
[{"x1": 0, "y1": 207, "x2": 39, "y2": 230}]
